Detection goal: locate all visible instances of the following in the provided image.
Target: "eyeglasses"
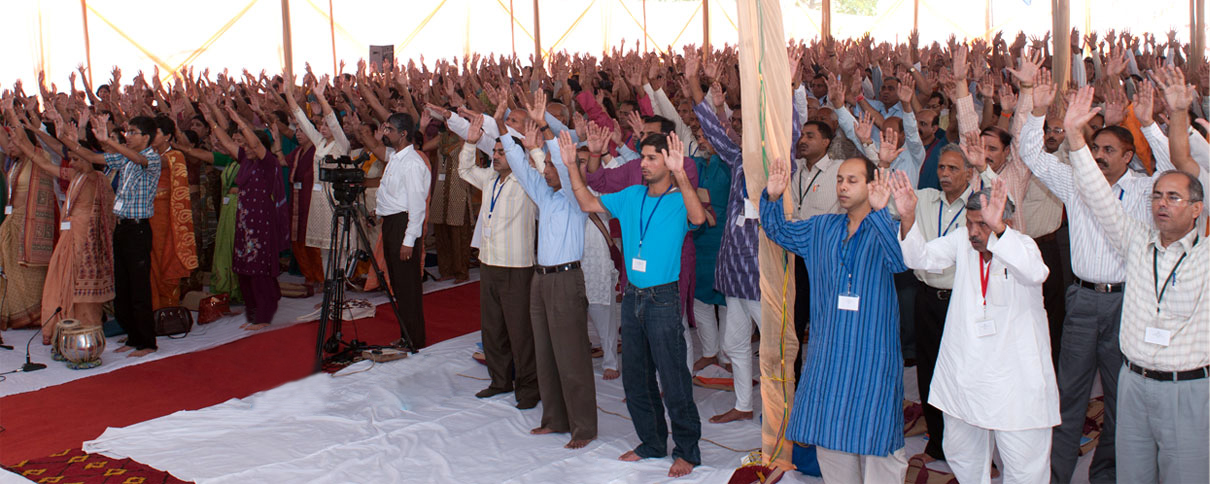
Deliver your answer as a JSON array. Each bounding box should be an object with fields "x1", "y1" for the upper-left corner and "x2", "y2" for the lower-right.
[
  {"x1": 1150, "y1": 192, "x2": 1200, "y2": 204},
  {"x1": 1044, "y1": 127, "x2": 1065, "y2": 134}
]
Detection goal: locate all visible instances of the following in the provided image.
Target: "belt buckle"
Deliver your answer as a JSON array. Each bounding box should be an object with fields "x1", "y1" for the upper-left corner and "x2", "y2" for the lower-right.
[{"x1": 1094, "y1": 283, "x2": 1111, "y2": 293}]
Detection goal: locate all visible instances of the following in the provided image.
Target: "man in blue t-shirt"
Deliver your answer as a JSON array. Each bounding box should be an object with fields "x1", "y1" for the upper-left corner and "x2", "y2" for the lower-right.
[{"x1": 560, "y1": 132, "x2": 706, "y2": 478}]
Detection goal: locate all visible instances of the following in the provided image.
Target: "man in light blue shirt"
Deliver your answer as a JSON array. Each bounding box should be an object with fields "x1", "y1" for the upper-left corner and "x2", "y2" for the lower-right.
[
  {"x1": 561, "y1": 132, "x2": 707, "y2": 478},
  {"x1": 499, "y1": 126, "x2": 597, "y2": 449}
]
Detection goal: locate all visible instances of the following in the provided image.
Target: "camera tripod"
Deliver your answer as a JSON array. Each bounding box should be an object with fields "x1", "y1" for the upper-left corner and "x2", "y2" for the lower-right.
[{"x1": 313, "y1": 194, "x2": 416, "y2": 372}]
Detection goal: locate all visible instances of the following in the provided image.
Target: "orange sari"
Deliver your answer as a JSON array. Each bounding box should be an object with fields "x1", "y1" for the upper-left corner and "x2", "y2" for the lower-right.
[
  {"x1": 149, "y1": 150, "x2": 198, "y2": 310},
  {"x1": 41, "y1": 170, "x2": 116, "y2": 343}
]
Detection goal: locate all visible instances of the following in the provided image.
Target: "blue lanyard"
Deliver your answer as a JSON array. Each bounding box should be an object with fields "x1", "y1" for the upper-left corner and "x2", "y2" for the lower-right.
[
  {"x1": 488, "y1": 175, "x2": 505, "y2": 218},
  {"x1": 637, "y1": 185, "x2": 673, "y2": 256},
  {"x1": 938, "y1": 202, "x2": 965, "y2": 238},
  {"x1": 1118, "y1": 187, "x2": 1125, "y2": 202}
]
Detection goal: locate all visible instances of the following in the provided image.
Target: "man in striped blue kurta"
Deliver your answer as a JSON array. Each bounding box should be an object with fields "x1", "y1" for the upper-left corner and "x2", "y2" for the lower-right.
[{"x1": 760, "y1": 156, "x2": 910, "y2": 483}]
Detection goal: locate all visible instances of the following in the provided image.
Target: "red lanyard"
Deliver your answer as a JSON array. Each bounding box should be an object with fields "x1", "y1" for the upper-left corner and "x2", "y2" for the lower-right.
[{"x1": 979, "y1": 253, "x2": 992, "y2": 307}]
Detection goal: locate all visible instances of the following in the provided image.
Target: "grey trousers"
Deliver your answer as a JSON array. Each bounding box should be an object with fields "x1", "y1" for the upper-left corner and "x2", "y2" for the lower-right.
[
  {"x1": 480, "y1": 264, "x2": 540, "y2": 404},
  {"x1": 1050, "y1": 285, "x2": 1122, "y2": 484},
  {"x1": 1116, "y1": 364, "x2": 1210, "y2": 483},
  {"x1": 530, "y1": 267, "x2": 597, "y2": 441}
]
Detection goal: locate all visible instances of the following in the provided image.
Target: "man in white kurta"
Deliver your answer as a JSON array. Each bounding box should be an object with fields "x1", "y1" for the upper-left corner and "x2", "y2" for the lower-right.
[{"x1": 891, "y1": 175, "x2": 1060, "y2": 484}]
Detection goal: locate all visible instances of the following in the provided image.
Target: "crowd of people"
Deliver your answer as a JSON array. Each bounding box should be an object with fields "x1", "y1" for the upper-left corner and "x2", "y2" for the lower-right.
[{"x1": 0, "y1": 26, "x2": 1206, "y2": 482}]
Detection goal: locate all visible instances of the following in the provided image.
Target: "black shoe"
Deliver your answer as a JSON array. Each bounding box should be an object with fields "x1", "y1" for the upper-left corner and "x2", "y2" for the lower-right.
[
  {"x1": 476, "y1": 387, "x2": 511, "y2": 398},
  {"x1": 516, "y1": 400, "x2": 539, "y2": 410}
]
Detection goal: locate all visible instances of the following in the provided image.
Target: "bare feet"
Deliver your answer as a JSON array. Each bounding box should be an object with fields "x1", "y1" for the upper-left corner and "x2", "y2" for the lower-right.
[
  {"x1": 115, "y1": 345, "x2": 134, "y2": 353},
  {"x1": 991, "y1": 464, "x2": 1000, "y2": 479},
  {"x1": 118, "y1": 337, "x2": 128, "y2": 344},
  {"x1": 603, "y1": 368, "x2": 620, "y2": 380},
  {"x1": 692, "y1": 356, "x2": 717, "y2": 372},
  {"x1": 530, "y1": 427, "x2": 556, "y2": 435},
  {"x1": 565, "y1": 438, "x2": 593, "y2": 449},
  {"x1": 591, "y1": 347, "x2": 604, "y2": 358},
  {"x1": 722, "y1": 362, "x2": 733, "y2": 373},
  {"x1": 244, "y1": 323, "x2": 269, "y2": 331},
  {"x1": 709, "y1": 408, "x2": 754, "y2": 424},
  {"x1": 618, "y1": 450, "x2": 641, "y2": 462},
  {"x1": 668, "y1": 457, "x2": 694, "y2": 478},
  {"x1": 127, "y1": 348, "x2": 156, "y2": 358}
]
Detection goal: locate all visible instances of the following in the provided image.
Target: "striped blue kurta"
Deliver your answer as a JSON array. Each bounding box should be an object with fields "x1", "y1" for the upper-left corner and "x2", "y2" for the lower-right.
[{"x1": 760, "y1": 192, "x2": 908, "y2": 456}]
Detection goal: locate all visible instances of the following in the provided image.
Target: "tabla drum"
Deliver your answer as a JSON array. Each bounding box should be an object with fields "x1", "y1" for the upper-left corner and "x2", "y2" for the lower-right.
[{"x1": 55, "y1": 319, "x2": 106, "y2": 369}]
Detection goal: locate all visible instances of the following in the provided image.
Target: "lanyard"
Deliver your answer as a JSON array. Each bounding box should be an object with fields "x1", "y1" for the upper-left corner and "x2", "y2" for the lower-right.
[
  {"x1": 63, "y1": 173, "x2": 85, "y2": 215},
  {"x1": 1117, "y1": 187, "x2": 1125, "y2": 202},
  {"x1": 839, "y1": 236, "x2": 855, "y2": 293},
  {"x1": 796, "y1": 167, "x2": 825, "y2": 211},
  {"x1": 979, "y1": 252, "x2": 992, "y2": 308},
  {"x1": 637, "y1": 185, "x2": 673, "y2": 256},
  {"x1": 488, "y1": 175, "x2": 506, "y2": 218},
  {"x1": 1153, "y1": 236, "x2": 1196, "y2": 314},
  {"x1": 938, "y1": 202, "x2": 965, "y2": 238}
]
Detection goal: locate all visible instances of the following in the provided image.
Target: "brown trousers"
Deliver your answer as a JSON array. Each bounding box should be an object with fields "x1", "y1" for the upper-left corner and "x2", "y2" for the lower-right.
[
  {"x1": 530, "y1": 267, "x2": 597, "y2": 440},
  {"x1": 480, "y1": 264, "x2": 539, "y2": 404},
  {"x1": 292, "y1": 241, "x2": 325, "y2": 284},
  {"x1": 434, "y1": 223, "x2": 471, "y2": 280}
]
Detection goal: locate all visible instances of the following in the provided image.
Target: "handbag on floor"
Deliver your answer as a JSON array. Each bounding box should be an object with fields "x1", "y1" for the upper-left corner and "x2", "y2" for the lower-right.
[
  {"x1": 154, "y1": 306, "x2": 194, "y2": 338},
  {"x1": 197, "y1": 294, "x2": 232, "y2": 325}
]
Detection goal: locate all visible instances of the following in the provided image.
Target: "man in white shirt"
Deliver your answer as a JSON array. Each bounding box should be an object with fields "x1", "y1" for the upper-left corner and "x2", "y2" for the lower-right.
[
  {"x1": 459, "y1": 117, "x2": 540, "y2": 409},
  {"x1": 893, "y1": 175, "x2": 1060, "y2": 483},
  {"x1": 1066, "y1": 83, "x2": 1209, "y2": 484},
  {"x1": 363, "y1": 113, "x2": 430, "y2": 349},
  {"x1": 901, "y1": 144, "x2": 976, "y2": 463}
]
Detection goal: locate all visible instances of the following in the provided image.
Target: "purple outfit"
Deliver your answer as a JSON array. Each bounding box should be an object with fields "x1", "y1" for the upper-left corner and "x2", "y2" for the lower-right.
[
  {"x1": 693, "y1": 99, "x2": 801, "y2": 301},
  {"x1": 234, "y1": 148, "x2": 288, "y2": 324}
]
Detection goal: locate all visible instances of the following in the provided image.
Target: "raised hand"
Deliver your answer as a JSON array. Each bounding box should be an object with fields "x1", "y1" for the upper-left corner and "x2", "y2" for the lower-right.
[
  {"x1": 826, "y1": 73, "x2": 845, "y2": 109},
  {"x1": 522, "y1": 119, "x2": 542, "y2": 151},
  {"x1": 586, "y1": 122, "x2": 609, "y2": 154},
  {"x1": 896, "y1": 75, "x2": 916, "y2": 106},
  {"x1": 1101, "y1": 84, "x2": 1129, "y2": 127},
  {"x1": 466, "y1": 112, "x2": 485, "y2": 145},
  {"x1": 1063, "y1": 85, "x2": 1101, "y2": 150},
  {"x1": 856, "y1": 111, "x2": 875, "y2": 145},
  {"x1": 1154, "y1": 65, "x2": 1195, "y2": 112},
  {"x1": 998, "y1": 85, "x2": 1018, "y2": 113},
  {"x1": 558, "y1": 130, "x2": 577, "y2": 168},
  {"x1": 867, "y1": 168, "x2": 893, "y2": 211},
  {"x1": 889, "y1": 170, "x2": 917, "y2": 221},
  {"x1": 1032, "y1": 68, "x2": 1057, "y2": 113},
  {"x1": 710, "y1": 80, "x2": 726, "y2": 108},
  {"x1": 982, "y1": 178, "x2": 1009, "y2": 234},
  {"x1": 524, "y1": 88, "x2": 547, "y2": 123},
  {"x1": 662, "y1": 133, "x2": 685, "y2": 174},
  {"x1": 1006, "y1": 49, "x2": 1043, "y2": 85},
  {"x1": 765, "y1": 157, "x2": 790, "y2": 200},
  {"x1": 877, "y1": 127, "x2": 905, "y2": 165},
  {"x1": 962, "y1": 132, "x2": 989, "y2": 172}
]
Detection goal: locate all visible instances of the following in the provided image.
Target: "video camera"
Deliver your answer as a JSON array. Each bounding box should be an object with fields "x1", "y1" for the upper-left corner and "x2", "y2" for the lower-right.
[{"x1": 318, "y1": 155, "x2": 367, "y2": 205}]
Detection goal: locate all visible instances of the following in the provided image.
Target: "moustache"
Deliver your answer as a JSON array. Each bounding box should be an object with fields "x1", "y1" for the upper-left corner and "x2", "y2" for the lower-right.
[
  {"x1": 969, "y1": 236, "x2": 982, "y2": 245},
  {"x1": 1095, "y1": 158, "x2": 1109, "y2": 168}
]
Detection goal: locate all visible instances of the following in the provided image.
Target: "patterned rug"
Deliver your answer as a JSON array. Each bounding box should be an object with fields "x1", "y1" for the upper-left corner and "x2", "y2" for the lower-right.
[{"x1": 3, "y1": 448, "x2": 188, "y2": 483}]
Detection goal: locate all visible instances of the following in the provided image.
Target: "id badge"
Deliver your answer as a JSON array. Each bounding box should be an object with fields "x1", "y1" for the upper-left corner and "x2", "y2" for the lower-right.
[
  {"x1": 59, "y1": 221, "x2": 71, "y2": 231},
  {"x1": 837, "y1": 291, "x2": 860, "y2": 311},
  {"x1": 631, "y1": 258, "x2": 648, "y2": 273},
  {"x1": 3, "y1": 206, "x2": 10, "y2": 215},
  {"x1": 1144, "y1": 327, "x2": 1172, "y2": 347},
  {"x1": 293, "y1": 182, "x2": 302, "y2": 190},
  {"x1": 974, "y1": 319, "x2": 996, "y2": 337},
  {"x1": 313, "y1": 183, "x2": 323, "y2": 191},
  {"x1": 222, "y1": 196, "x2": 231, "y2": 205},
  {"x1": 113, "y1": 199, "x2": 124, "y2": 211},
  {"x1": 743, "y1": 199, "x2": 759, "y2": 219},
  {"x1": 438, "y1": 173, "x2": 447, "y2": 181}
]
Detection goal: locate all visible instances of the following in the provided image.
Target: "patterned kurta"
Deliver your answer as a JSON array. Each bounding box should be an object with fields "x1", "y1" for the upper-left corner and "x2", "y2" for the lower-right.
[
  {"x1": 233, "y1": 149, "x2": 287, "y2": 277},
  {"x1": 761, "y1": 196, "x2": 909, "y2": 457},
  {"x1": 430, "y1": 132, "x2": 472, "y2": 227}
]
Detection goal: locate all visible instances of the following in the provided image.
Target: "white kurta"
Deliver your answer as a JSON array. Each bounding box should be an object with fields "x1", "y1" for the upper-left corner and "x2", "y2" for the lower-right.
[{"x1": 899, "y1": 224, "x2": 1061, "y2": 431}]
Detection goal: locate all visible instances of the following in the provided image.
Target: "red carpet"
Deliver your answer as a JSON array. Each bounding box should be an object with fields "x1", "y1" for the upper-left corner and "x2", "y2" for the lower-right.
[
  {"x1": 5, "y1": 448, "x2": 189, "y2": 483},
  {"x1": 0, "y1": 283, "x2": 481, "y2": 467}
]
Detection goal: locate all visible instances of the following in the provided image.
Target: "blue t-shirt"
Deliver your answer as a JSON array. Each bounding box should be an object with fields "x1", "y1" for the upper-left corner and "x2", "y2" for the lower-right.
[{"x1": 601, "y1": 185, "x2": 693, "y2": 288}]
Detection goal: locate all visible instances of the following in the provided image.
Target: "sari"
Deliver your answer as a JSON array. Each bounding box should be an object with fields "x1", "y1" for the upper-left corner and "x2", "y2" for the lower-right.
[
  {"x1": 211, "y1": 154, "x2": 242, "y2": 303},
  {"x1": 149, "y1": 149, "x2": 198, "y2": 309},
  {"x1": 0, "y1": 160, "x2": 56, "y2": 329},
  {"x1": 41, "y1": 169, "x2": 116, "y2": 343}
]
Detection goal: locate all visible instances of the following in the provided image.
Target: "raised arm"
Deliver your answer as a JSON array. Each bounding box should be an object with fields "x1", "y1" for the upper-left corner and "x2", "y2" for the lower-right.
[
  {"x1": 664, "y1": 134, "x2": 706, "y2": 225},
  {"x1": 759, "y1": 157, "x2": 817, "y2": 256},
  {"x1": 1066, "y1": 86, "x2": 1144, "y2": 255},
  {"x1": 559, "y1": 130, "x2": 607, "y2": 214},
  {"x1": 225, "y1": 105, "x2": 267, "y2": 160}
]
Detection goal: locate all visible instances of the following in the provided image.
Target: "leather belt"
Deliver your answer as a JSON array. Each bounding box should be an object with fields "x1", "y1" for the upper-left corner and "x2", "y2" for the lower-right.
[
  {"x1": 1125, "y1": 359, "x2": 1210, "y2": 382},
  {"x1": 923, "y1": 285, "x2": 951, "y2": 301},
  {"x1": 534, "y1": 261, "x2": 580, "y2": 275},
  {"x1": 117, "y1": 217, "x2": 150, "y2": 225},
  {"x1": 1074, "y1": 278, "x2": 1124, "y2": 293}
]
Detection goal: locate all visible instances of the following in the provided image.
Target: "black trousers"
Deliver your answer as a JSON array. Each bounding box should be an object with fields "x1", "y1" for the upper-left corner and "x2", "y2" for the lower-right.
[
  {"x1": 114, "y1": 220, "x2": 156, "y2": 350},
  {"x1": 793, "y1": 256, "x2": 810, "y2": 387},
  {"x1": 914, "y1": 282, "x2": 952, "y2": 461},
  {"x1": 382, "y1": 212, "x2": 426, "y2": 349},
  {"x1": 1036, "y1": 228, "x2": 1069, "y2": 365}
]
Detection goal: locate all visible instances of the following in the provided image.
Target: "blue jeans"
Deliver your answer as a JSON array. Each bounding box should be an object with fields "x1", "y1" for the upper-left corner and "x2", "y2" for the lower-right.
[{"x1": 621, "y1": 282, "x2": 701, "y2": 465}]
